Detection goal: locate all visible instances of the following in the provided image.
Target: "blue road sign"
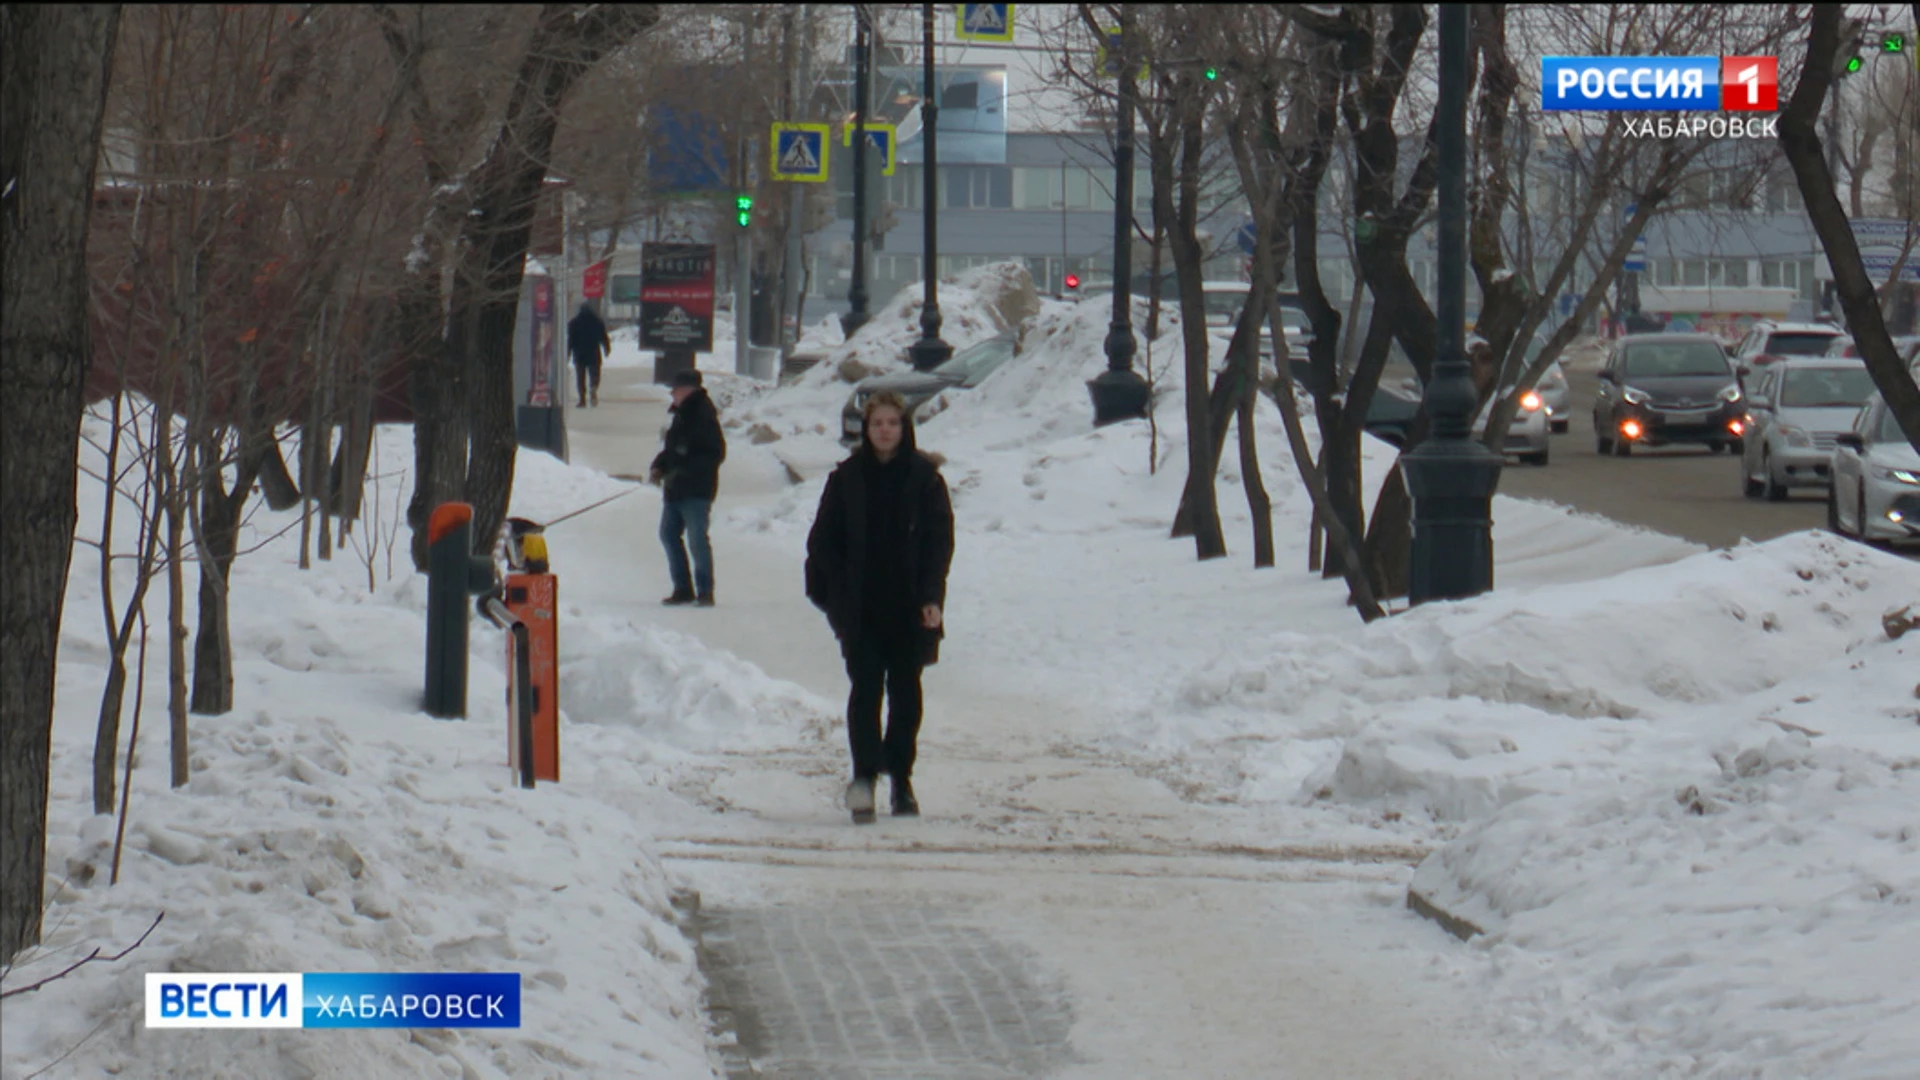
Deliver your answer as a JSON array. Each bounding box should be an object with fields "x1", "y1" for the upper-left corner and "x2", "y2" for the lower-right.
[
  {"x1": 841, "y1": 122, "x2": 896, "y2": 177},
  {"x1": 1235, "y1": 221, "x2": 1257, "y2": 255},
  {"x1": 770, "y1": 123, "x2": 829, "y2": 183},
  {"x1": 956, "y1": 4, "x2": 1015, "y2": 43}
]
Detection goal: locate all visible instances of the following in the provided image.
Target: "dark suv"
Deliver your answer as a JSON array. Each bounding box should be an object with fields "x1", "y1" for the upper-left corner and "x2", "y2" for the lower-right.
[{"x1": 1594, "y1": 334, "x2": 1745, "y2": 456}]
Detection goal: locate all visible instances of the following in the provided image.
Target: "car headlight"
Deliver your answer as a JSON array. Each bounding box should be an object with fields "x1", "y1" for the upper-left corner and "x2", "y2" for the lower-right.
[
  {"x1": 1872, "y1": 466, "x2": 1920, "y2": 486},
  {"x1": 1519, "y1": 391, "x2": 1542, "y2": 411},
  {"x1": 1777, "y1": 424, "x2": 1812, "y2": 448},
  {"x1": 1622, "y1": 386, "x2": 1652, "y2": 406},
  {"x1": 1718, "y1": 385, "x2": 1742, "y2": 403}
]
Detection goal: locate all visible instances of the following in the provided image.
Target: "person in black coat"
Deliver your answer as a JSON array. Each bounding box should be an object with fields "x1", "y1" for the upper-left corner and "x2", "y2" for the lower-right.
[
  {"x1": 649, "y1": 370, "x2": 727, "y2": 606},
  {"x1": 567, "y1": 302, "x2": 612, "y2": 407},
  {"x1": 804, "y1": 390, "x2": 955, "y2": 822}
]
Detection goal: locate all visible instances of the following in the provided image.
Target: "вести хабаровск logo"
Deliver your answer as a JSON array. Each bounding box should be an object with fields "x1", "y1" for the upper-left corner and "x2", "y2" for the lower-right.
[{"x1": 145, "y1": 972, "x2": 520, "y2": 1029}]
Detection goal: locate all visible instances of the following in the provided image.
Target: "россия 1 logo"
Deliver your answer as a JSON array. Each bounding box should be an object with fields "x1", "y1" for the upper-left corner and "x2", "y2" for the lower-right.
[{"x1": 1542, "y1": 56, "x2": 1778, "y2": 112}]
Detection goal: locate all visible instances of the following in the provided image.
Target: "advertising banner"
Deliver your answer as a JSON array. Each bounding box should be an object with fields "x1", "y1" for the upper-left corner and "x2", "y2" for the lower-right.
[
  {"x1": 640, "y1": 242, "x2": 717, "y2": 352},
  {"x1": 529, "y1": 276, "x2": 554, "y2": 407}
]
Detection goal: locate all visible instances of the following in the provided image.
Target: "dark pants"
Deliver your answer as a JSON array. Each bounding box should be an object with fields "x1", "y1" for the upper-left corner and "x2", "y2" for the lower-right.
[
  {"x1": 659, "y1": 498, "x2": 713, "y2": 597},
  {"x1": 843, "y1": 626, "x2": 924, "y2": 782},
  {"x1": 573, "y1": 358, "x2": 601, "y2": 402}
]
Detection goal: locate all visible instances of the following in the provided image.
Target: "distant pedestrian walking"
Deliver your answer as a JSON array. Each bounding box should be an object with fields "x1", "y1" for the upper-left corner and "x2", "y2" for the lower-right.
[
  {"x1": 568, "y1": 302, "x2": 612, "y2": 407},
  {"x1": 650, "y1": 370, "x2": 726, "y2": 606},
  {"x1": 804, "y1": 391, "x2": 955, "y2": 824}
]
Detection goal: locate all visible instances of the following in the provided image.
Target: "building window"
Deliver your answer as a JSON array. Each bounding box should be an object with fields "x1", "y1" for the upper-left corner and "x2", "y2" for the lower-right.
[
  {"x1": 1682, "y1": 259, "x2": 1707, "y2": 286},
  {"x1": 1718, "y1": 260, "x2": 1749, "y2": 287},
  {"x1": 1765, "y1": 177, "x2": 1804, "y2": 213},
  {"x1": 1017, "y1": 167, "x2": 1059, "y2": 209},
  {"x1": 942, "y1": 166, "x2": 1011, "y2": 209},
  {"x1": 885, "y1": 167, "x2": 921, "y2": 210},
  {"x1": 1063, "y1": 167, "x2": 1092, "y2": 209}
]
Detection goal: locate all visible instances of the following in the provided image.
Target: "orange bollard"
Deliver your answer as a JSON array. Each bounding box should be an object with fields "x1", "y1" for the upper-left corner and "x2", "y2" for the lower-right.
[{"x1": 502, "y1": 534, "x2": 560, "y2": 783}]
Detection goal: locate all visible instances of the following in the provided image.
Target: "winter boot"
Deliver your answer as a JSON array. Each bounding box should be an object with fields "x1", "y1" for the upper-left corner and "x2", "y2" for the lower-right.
[
  {"x1": 845, "y1": 778, "x2": 877, "y2": 825},
  {"x1": 695, "y1": 592, "x2": 715, "y2": 607},
  {"x1": 662, "y1": 589, "x2": 696, "y2": 606},
  {"x1": 590, "y1": 388, "x2": 599, "y2": 407},
  {"x1": 891, "y1": 776, "x2": 918, "y2": 817}
]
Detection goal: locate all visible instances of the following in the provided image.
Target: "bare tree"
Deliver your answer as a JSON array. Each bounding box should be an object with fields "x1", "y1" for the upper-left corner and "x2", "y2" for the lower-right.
[
  {"x1": 0, "y1": 1, "x2": 123, "y2": 966},
  {"x1": 1780, "y1": 4, "x2": 1920, "y2": 449}
]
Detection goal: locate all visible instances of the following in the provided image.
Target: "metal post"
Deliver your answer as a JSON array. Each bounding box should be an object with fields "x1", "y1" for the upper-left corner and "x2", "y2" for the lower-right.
[
  {"x1": 841, "y1": 5, "x2": 872, "y2": 338},
  {"x1": 1400, "y1": 6, "x2": 1501, "y2": 605},
  {"x1": 908, "y1": 1, "x2": 951, "y2": 371},
  {"x1": 783, "y1": 4, "x2": 812, "y2": 351},
  {"x1": 737, "y1": 13, "x2": 755, "y2": 375},
  {"x1": 1088, "y1": 7, "x2": 1149, "y2": 426}
]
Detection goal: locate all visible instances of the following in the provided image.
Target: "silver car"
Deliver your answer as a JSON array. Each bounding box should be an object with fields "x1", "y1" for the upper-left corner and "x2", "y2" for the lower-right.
[
  {"x1": 1830, "y1": 395, "x2": 1920, "y2": 546},
  {"x1": 1533, "y1": 359, "x2": 1571, "y2": 433},
  {"x1": 1740, "y1": 358, "x2": 1878, "y2": 500}
]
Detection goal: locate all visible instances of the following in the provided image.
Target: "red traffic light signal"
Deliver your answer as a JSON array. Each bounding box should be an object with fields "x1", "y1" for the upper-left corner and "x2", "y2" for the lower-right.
[{"x1": 1064, "y1": 273, "x2": 1081, "y2": 290}]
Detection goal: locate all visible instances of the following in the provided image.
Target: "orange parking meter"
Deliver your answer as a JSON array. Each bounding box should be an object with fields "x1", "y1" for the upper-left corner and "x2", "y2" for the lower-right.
[{"x1": 502, "y1": 534, "x2": 560, "y2": 782}]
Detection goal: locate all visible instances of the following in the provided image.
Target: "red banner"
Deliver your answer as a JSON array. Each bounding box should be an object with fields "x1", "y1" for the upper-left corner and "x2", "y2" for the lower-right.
[{"x1": 582, "y1": 259, "x2": 609, "y2": 300}]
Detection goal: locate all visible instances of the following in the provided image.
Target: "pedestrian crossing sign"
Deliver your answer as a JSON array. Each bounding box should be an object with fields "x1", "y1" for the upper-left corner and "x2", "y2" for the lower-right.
[
  {"x1": 1094, "y1": 27, "x2": 1148, "y2": 82},
  {"x1": 840, "y1": 122, "x2": 897, "y2": 177},
  {"x1": 955, "y1": 3, "x2": 1014, "y2": 43},
  {"x1": 770, "y1": 123, "x2": 830, "y2": 183}
]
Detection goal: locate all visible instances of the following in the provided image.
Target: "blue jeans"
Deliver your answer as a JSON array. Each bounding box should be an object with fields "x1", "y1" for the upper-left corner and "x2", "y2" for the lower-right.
[{"x1": 660, "y1": 498, "x2": 713, "y2": 597}]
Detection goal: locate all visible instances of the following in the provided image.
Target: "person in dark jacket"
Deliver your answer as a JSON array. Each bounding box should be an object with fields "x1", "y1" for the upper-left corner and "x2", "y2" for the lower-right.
[
  {"x1": 650, "y1": 370, "x2": 727, "y2": 606},
  {"x1": 567, "y1": 302, "x2": 612, "y2": 407},
  {"x1": 804, "y1": 390, "x2": 954, "y2": 823}
]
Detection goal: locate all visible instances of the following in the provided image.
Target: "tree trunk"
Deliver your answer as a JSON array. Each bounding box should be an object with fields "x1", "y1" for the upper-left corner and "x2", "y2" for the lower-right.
[
  {"x1": 1170, "y1": 305, "x2": 1256, "y2": 538},
  {"x1": 1238, "y1": 331, "x2": 1273, "y2": 568},
  {"x1": 163, "y1": 413, "x2": 189, "y2": 788},
  {"x1": 456, "y1": 4, "x2": 665, "y2": 557},
  {"x1": 0, "y1": 2, "x2": 122, "y2": 964},
  {"x1": 189, "y1": 457, "x2": 239, "y2": 716},
  {"x1": 1159, "y1": 104, "x2": 1225, "y2": 561}
]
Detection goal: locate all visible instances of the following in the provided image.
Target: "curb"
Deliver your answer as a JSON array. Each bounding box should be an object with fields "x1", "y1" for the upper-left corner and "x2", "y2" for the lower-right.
[{"x1": 1405, "y1": 886, "x2": 1487, "y2": 942}]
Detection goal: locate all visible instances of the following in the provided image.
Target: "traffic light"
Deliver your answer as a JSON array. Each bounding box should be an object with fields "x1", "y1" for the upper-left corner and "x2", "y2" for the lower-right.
[
  {"x1": 735, "y1": 193, "x2": 753, "y2": 228},
  {"x1": 1064, "y1": 272, "x2": 1081, "y2": 291},
  {"x1": 1844, "y1": 54, "x2": 1865, "y2": 74},
  {"x1": 1883, "y1": 32, "x2": 1906, "y2": 53},
  {"x1": 1204, "y1": 67, "x2": 1219, "y2": 81}
]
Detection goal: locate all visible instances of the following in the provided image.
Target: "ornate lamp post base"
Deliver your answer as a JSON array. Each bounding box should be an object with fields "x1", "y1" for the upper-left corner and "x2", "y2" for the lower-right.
[
  {"x1": 1088, "y1": 367, "x2": 1151, "y2": 426},
  {"x1": 1400, "y1": 437, "x2": 1502, "y2": 604},
  {"x1": 908, "y1": 334, "x2": 952, "y2": 371}
]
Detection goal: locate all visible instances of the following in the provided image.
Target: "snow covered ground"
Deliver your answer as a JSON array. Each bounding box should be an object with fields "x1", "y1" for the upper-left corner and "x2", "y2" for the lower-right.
[{"x1": 6, "y1": 264, "x2": 1917, "y2": 1078}]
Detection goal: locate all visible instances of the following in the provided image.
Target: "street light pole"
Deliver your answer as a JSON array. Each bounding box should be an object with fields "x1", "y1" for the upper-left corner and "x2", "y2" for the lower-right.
[
  {"x1": 1087, "y1": 6, "x2": 1149, "y2": 425},
  {"x1": 841, "y1": 4, "x2": 872, "y2": 338},
  {"x1": 1400, "y1": 5, "x2": 1501, "y2": 604},
  {"x1": 908, "y1": 1, "x2": 951, "y2": 371}
]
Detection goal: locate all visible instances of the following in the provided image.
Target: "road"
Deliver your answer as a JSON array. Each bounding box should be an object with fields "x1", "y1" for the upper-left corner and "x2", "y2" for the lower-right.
[{"x1": 1497, "y1": 350, "x2": 1830, "y2": 550}]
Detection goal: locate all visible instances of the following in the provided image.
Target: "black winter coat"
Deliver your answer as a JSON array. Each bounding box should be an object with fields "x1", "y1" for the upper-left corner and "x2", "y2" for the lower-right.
[
  {"x1": 567, "y1": 307, "x2": 611, "y2": 366},
  {"x1": 650, "y1": 388, "x2": 726, "y2": 502},
  {"x1": 805, "y1": 440, "x2": 955, "y2": 666}
]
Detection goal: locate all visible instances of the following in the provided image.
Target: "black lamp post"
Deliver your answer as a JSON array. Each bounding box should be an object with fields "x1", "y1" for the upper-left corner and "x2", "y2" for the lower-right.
[
  {"x1": 1399, "y1": 5, "x2": 1500, "y2": 604},
  {"x1": 841, "y1": 4, "x2": 872, "y2": 338},
  {"x1": 1087, "y1": 8, "x2": 1150, "y2": 426},
  {"x1": 908, "y1": 1, "x2": 951, "y2": 371}
]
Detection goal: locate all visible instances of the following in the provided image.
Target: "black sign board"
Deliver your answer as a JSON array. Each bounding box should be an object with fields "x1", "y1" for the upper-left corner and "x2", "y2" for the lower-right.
[{"x1": 640, "y1": 242, "x2": 717, "y2": 352}]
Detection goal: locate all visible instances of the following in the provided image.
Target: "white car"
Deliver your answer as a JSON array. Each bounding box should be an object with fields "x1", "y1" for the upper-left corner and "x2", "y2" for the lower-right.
[
  {"x1": 1830, "y1": 394, "x2": 1920, "y2": 546},
  {"x1": 1739, "y1": 358, "x2": 1877, "y2": 500}
]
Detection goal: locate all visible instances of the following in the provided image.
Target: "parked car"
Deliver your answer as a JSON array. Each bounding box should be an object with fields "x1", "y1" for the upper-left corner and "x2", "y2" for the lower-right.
[
  {"x1": 1739, "y1": 358, "x2": 1878, "y2": 500},
  {"x1": 1593, "y1": 333, "x2": 1745, "y2": 456},
  {"x1": 839, "y1": 332, "x2": 1019, "y2": 444},
  {"x1": 1830, "y1": 394, "x2": 1920, "y2": 546},
  {"x1": 1729, "y1": 320, "x2": 1847, "y2": 382}
]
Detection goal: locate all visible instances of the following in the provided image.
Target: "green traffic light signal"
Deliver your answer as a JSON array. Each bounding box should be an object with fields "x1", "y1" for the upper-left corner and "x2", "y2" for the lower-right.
[
  {"x1": 1883, "y1": 32, "x2": 1906, "y2": 53},
  {"x1": 1845, "y1": 54, "x2": 1864, "y2": 73},
  {"x1": 1204, "y1": 66, "x2": 1218, "y2": 81},
  {"x1": 735, "y1": 193, "x2": 752, "y2": 227}
]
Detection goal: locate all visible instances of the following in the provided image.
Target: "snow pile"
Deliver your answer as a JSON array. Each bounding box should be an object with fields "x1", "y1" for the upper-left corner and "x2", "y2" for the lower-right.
[
  {"x1": 1411, "y1": 627, "x2": 1920, "y2": 1078},
  {"x1": 2, "y1": 416, "x2": 816, "y2": 1078}
]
